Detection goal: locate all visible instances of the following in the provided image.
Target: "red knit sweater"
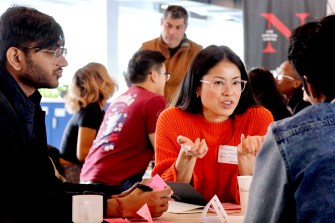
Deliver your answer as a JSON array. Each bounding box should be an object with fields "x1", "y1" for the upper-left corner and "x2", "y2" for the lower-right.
[{"x1": 152, "y1": 106, "x2": 274, "y2": 203}]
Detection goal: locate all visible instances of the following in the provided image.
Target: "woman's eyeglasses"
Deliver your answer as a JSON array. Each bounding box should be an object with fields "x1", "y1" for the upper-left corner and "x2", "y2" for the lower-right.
[{"x1": 200, "y1": 79, "x2": 247, "y2": 94}]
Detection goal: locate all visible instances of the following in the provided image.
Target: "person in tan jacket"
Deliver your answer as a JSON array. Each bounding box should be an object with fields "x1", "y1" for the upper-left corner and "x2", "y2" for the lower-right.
[{"x1": 140, "y1": 5, "x2": 202, "y2": 103}]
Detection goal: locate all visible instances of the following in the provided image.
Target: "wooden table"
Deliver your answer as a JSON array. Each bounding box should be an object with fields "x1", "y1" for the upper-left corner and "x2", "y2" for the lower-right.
[{"x1": 157, "y1": 211, "x2": 244, "y2": 223}]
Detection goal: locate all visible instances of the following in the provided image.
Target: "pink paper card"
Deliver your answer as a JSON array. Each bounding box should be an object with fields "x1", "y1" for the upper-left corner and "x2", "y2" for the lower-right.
[
  {"x1": 147, "y1": 174, "x2": 167, "y2": 190},
  {"x1": 104, "y1": 218, "x2": 131, "y2": 223},
  {"x1": 136, "y1": 203, "x2": 153, "y2": 223}
]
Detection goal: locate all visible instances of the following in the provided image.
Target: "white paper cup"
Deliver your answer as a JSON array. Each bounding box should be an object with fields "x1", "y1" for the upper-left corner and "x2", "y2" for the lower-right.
[
  {"x1": 237, "y1": 176, "x2": 252, "y2": 213},
  {"x1": 72, "y1": 194, "x2": 103, "y2": 223}
]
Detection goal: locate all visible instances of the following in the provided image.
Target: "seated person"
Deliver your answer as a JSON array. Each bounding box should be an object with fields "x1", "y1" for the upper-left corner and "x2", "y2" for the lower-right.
[
  {"x1": 245, "y1": 15, "x2": 335, "y2": 222},
  {"x1": 80, "y1": 49, "x2": 168, "y2": 192},
  {"x1": 248, "y1": 67, "x2": 292, "y2": 120},
  {"x1": 152, "y1": 45, "x2": 274, "y2": 204},
  {"x1": 275, "y1": 60, "x2": 311, "y2": 114},
  {"x1": 60, "y1": 62, "x2": 117, "y2": 183},
  {"x1": 0, "y1": 5, "x2": 171, "y2": 222}
]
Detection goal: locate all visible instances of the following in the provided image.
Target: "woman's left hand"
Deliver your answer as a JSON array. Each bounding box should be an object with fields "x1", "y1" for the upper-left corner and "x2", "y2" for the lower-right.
[
  {"x1": 237, "y1": 134, "x2": 264, "y2": 175},
  {"x1": 237, "y1": 134, "x2": 264, "y2": 156}
]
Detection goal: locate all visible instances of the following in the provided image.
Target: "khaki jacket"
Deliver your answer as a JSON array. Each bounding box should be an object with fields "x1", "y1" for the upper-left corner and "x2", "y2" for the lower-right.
[{"x1": 141, "y1": 36, "x2": 202, "y2": 102}]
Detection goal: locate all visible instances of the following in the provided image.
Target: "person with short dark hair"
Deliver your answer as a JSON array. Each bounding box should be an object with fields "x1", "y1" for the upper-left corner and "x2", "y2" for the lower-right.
[
  {"x1": 0, "y1": 5, "x2": 171, "y2": 222},
  {"x1": 245, "y1": 15, "x2": 335, "y2": 222},
  {"x1": 140, "y1": 5, "x2": 202, "y2": 103},
  {"x1": 80, "y1": 49, "x2": 168, "y2": 192}
]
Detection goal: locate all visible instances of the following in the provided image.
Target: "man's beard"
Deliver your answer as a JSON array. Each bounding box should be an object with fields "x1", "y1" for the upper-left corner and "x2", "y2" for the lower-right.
[{"x1": 23, "y1": 57, "x2": 58, "y2": 89}]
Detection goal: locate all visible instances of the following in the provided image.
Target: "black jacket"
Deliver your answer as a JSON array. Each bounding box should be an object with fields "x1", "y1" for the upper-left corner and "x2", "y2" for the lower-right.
[{"x1": 0, "y1": 65, "x2": 118, "y2": 223}]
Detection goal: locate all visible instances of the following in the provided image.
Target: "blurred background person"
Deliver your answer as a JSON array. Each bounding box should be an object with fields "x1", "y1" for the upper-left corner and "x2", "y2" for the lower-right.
[
  {"x1": 80, "y1": 50, "x2": 168, "y2": 192},
  {"x1": 275, "y1": 60, "x2": 311, "y2": 114},
  {"x1": 140, "y1": 5, "x2": 202, "y2": 103},
  {"x1": 152, "y1": 45, "x2": 274, "y2": 204},
  {"x1": 59, "y1": 62, "x2": 117, "y2": 183},
  {"x1": 248, "y1": 67, "x2": 292, "y2": 121}
]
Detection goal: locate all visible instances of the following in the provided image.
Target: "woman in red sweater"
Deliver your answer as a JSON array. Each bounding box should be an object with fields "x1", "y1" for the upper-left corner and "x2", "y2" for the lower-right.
[{"x1": 152, "y1": 45, "x2": 274, "y2": 204}]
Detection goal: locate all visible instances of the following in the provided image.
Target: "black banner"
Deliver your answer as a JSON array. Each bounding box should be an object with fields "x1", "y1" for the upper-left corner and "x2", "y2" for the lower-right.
[{"x1": 243, "y1": 0, "x2": 327, "y2": 70}]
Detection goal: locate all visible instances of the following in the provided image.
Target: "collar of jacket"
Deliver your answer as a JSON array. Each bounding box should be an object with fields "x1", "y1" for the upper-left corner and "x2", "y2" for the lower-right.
[
  {"x1": 159, "y1": 34, "x2": 190, "y2": 49},
  {"x1": 0, "y1": 63, "x2": 39, "y2": 118}
]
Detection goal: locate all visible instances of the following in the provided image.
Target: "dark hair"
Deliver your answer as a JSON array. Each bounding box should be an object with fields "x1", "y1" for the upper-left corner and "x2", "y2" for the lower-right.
[
  {"x1": 173, "y1": 45, "x2": 258, "y2": 115},
  {"x1": 288, "y1": 14, "x2": 335, "y2": 101},
  {"x1": 248, "y1": 67, "x2": 291, "y2": 120},
  {"x1": 0, "y1": 5, "x2": 65, "y2": 65},
  {"x1": 163, "y1": 5, "x2": 188, "y2": 25},
  {"x1": 126, "y1": 49, "x2": 166, "y2": 84}
]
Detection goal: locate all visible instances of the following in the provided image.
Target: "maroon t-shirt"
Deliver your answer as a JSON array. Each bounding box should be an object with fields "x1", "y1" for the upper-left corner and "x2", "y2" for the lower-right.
[{"x1": 80, "y1": 86, "x2": 166, "y2": 186}]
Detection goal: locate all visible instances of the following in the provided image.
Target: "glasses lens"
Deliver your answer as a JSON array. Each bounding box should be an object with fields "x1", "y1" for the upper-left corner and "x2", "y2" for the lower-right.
[
  {"x1": 211, "y1": 81, "x2": 224, "y2": 94},
  {"x1": 231, "y1": 80, "x2": 243, "y2": 93},
  {"x1": 56, "y1": 48, "x2": 67, "y2": 57},
  {"x1": 213, "y1": 80, "x2": 247, "y2": 94}
]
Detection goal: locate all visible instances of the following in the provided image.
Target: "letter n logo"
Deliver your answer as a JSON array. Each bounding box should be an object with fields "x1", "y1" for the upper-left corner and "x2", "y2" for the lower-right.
[{"x1": 260, "y1": 13, "x2": 310, "y2": 53}]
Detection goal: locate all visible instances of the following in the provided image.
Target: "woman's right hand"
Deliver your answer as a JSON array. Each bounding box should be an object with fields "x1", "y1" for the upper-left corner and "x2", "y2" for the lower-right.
[{"x1": 177, "y1": 135, "x2": 208, "y2": 158}]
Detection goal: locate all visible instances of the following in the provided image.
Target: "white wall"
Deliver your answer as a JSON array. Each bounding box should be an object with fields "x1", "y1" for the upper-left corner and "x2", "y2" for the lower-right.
[{"x1": 0, "y1": 0, "x2": 243, "y2": 96}]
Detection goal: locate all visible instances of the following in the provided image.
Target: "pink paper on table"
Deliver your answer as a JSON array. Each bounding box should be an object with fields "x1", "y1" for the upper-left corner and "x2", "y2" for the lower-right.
[
  {"x1": 104, "y1": 218, "x2": 131, "y2": 223},
  {"x1": 222, "y1": 203, "x2": 241, "y2": 210},
  {"x1": 136, "y1": 204, "x2": 153, "y2": 223},
  {"x1": 208, "y1": 203, "x2": 241, "y2": 214},
  {"x1": 222, "y1": 203, "x2": 241, "y2": 214},
  {"x1": 104, "y1": 219, "x2": 172, "y2": 223}
]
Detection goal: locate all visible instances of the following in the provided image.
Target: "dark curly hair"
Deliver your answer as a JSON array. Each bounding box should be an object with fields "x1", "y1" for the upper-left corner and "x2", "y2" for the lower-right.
[{"x1": 288, "y1": 15, "x2": 335, "y2": 101}]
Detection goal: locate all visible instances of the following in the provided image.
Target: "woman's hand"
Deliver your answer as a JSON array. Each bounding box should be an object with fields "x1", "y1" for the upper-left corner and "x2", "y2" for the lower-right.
[
  {"x1": 238, "y1": 134, "x2": 264, "y2": 156},
  {"x1": 237, "y1": 134, "x2": 264, "y2": 175},
  {"x1": 177, "y1": 135, "x2": 208, "y2": 158},
  {"x1": 174, "y1": 135, "x2": 208, "y2": 182}
]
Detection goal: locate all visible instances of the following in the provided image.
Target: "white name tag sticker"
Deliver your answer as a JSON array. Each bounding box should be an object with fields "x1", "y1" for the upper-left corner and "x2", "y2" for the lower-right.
[{"x1": 218, "y1": 145, "x2": 238, "y2": 164}]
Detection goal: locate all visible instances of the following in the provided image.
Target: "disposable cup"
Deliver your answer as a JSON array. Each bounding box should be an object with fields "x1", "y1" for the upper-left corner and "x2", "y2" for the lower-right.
[
  {"x1": 72, "y1": 194, "x2": 103, "y2": 223},
  {"x1": 237, "y1": 176, "x2": 253, "y2": 213}
]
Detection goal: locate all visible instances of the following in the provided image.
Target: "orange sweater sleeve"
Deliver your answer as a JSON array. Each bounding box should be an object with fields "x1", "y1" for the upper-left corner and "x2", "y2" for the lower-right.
[{"x1": 152, "y1": 107, "x2": 189, "y2": 181}]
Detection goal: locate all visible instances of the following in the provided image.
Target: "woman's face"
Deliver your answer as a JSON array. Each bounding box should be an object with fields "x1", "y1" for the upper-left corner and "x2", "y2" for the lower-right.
[{"x1": 199, "y1": 61, "x2": 243, "y2": 123}]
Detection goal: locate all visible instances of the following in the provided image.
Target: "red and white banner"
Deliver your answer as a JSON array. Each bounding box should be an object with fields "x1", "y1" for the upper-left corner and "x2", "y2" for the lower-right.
[{"x1": 243, "y1": 0, "x2": 327, "y2": 70}]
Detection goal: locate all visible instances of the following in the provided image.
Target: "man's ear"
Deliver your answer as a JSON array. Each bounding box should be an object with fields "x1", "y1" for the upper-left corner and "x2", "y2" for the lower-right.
[
  {"x1": 6, "y1": 47, "x2": 24, "y2": 71},
  {"x1": 149, "y1": 70, "x2": 159, "y2": 83}
]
